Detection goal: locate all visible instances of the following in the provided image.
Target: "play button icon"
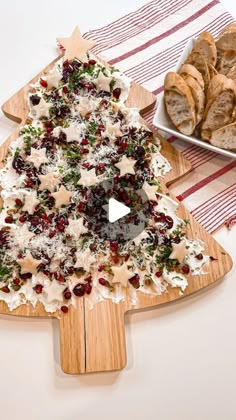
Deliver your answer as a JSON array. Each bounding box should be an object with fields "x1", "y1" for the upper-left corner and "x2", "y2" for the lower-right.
[{"x1": 107, "y1": 198, "x2": 130, "y2": 223}]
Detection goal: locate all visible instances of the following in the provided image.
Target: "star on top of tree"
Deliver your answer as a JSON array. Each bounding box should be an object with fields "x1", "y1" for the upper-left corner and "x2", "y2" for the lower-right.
[
  {"x1": 115, "y1": 155, "x2": 137, "y2": 177},
  {"x1": 26, "y1": 147, "x2": 49, "y2": 169},
  {"x1": 51, "y1": 185, "x2": 72, "y2": 208},
  {"x1": 111, "y1": 262, "x2": 135, "y2": 288},
  {"x1": 17, "y1": 253, "x2": 41, "y2": 275},
  {"x1": 169, "y1": 239, "x2": 188, "y2": 263},
  {"x1": 38, "y1": 172, "x2": 60, "y2": 192},
  {"x1": 57, "y1": 26, "x2": 96, "y2": 62}
]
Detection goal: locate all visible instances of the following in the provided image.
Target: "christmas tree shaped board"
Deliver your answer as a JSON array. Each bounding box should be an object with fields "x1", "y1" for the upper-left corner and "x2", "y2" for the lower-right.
[{"x1": 0, "y1": 28, "x2": 232, "y2": 374}]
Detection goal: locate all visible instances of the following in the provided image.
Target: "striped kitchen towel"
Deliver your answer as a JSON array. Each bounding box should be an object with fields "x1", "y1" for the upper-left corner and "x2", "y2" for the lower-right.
[{"x1": 84, "y1": 0, "x2": 236, "y2": 234}]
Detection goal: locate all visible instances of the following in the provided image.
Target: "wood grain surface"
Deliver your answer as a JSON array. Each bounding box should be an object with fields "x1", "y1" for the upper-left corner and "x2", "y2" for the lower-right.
[{"x1": 0, "y1": 55, "x2": 232, "y2": 375}]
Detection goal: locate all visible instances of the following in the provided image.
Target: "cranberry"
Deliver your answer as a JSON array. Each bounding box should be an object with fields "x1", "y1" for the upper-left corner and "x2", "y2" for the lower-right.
[
  {"x1": 112, "y1": 255, "x2": 119, "y2": 264},
  {"x1": 182, "y1": 265, "x2": 190, "y2": 274},
  {"x1": 98, "y1": 265, "x2": 104, "y2": 272},
  {"x1": 84, "y1": 283, "x2": 92, "y2": 294},
  {"x1": 20, "y1": 272, "x2": 32, "y2": 280},
  {"x1": 73, "y1": 283, "x2": 85, "y2": 297},
  {"x1": 64, "y1": 289, "x2": 72, "y2": 300},
  {"x1": 98, "y1": 278, "x2": 106, "y2": 286},
  {"x1": 15, "y1": 199, "x2": 23, "y2": 207},
  {"x1": 30, "y1": 94, "x2": 41, "y2": 106},
  {"x1": 117, "y1": 147, "x2": 123, "y2": 154},
  {"x1": 5, "y1": 216, "x2": 13, "y2": 224},
  {"x1": 81, "y1": 139, "x2": 89, "y2": 145},
  {"x1": 110, "y1": 241, "x2": 118, "y2": 252},
  {"x1": 78, "y1": 202, "x2": 85, "y2": 212},
  {"x1": 31, "y1": 216, "x2": 39, "y2": 226},
  {"x1": 35, "y1": 284, "x2": 43, "y2": 294},
  {"x1": 62, "y1": 86, "x2": 68, "y2": 94},
  {"x1": 121, "y1": 141, "x2": 127, "y2": 149},
  {"x1": 61, "y1": 305, "x2": 68, "y2": 313},
  {"x1": 40, "y1": 79, "x2": 48, "y2": 88},
  {"x1": 155, "y1": 271, "x2": 162, "y2": 278},
  {"x1": 129, "y1": 274, "x2": 140, "y2": 289},
  {"x1": 85, "y1": 275, "x2": 92, "y2": 282},
  {"x1": 13, "y1": 278, "x2": 20, "y2": 285},
  {"x1": 26, "y1": 180, "x2": 32, "y2": 188},
  {"x1": 1, "y1": 286, "x2": 10, "y2": 293},
  {"x1": 83, "y1": 62, "x2": 90, "y2": 68},
  {"x1": 113, "y1": 88, "x2": 121, "y2": 100},
  {"x1": 196, "y1": 253, "x2": 203, "y2": 260},
  {"x1": 134, "y1": 146, "x2": 145, "y2": 158},
  {"x1": 12, "y1": 155, "x2": 25, "y2": 174},
  {"x1": 89, "y1": 244, "x2": 97, "y2": 251},
  {"x1": 80, "y1": 148, "x2": 89, "y2": 154},
  {"x1": 49, "y1": 230, "x2": 56, "y2": 238},
  {"x1": 165, "y1": 216, "x2": 174, "y2": 229},
  {"x1": 155, "y1": 212, "x2": 166, "y2": 223},
  {"x1": 89, "y1": 59, "x2": 96, "y2": 65}
]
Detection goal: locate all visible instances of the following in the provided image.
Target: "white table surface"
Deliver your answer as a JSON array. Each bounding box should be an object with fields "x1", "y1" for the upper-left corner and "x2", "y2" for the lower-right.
[{"x1": 0, "y1": 1, "x2": 236, "y2": 419}]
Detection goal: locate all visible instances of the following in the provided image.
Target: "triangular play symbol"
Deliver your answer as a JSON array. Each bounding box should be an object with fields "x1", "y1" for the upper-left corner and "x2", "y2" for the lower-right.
[{"x1": 108, "y1": 198, "x2": 130, "y2": 223}]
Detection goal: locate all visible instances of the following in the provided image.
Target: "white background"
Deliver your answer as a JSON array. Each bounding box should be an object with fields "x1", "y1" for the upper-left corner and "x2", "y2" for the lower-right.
[{"x1": 0, "y1": 1, "x2": 236, "y2": 419}]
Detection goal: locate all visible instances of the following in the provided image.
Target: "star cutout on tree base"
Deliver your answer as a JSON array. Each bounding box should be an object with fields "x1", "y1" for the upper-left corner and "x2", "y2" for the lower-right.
[
  {"x1": 111, "y1": 262, "x2": 135, "y2": 288},
  {"x1": 17, "y1": 253, "x2": 41, "y2": 275},
  {"x1": 57, "y1": 26, "x2": 96, "y2": 62}
]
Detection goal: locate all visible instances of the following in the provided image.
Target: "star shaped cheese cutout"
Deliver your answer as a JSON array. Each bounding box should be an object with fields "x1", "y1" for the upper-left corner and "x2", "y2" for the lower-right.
[
  {"x1": 75, "y1": 248, "x2": 96, "y2": 272},
  {"x1": 78, "y1": 168, "x2": 99, "y2": 188},
  {"x1": 51, "y1": 185, "x2": 72, "y2": 208},
  {"x1": 44, "y1": 280, "x2": 64, "y2": 303},
  {"x1": 14, "y1": 224, "x2": 35, "y2": 249},
  {"x1": 38, "y1": 172, "x2": 60, "y2": 192},
  {"x1": 26, "y1": 147, "x2": 49, "y2": 170},
  {"x1": 102, "y1": 122, "x2": 122, "y2": 139},
  {"x1": 31, "y1": 98, "x2": 51, "y2": 119},
  {"x1": 44, "y1": 68, "x2": 61, "y2": 90},
  {"x1": 115, "y1": 155, "x2": 137, "y2": 177},
  {"x1": 94, "y1": 71, "x2": 112, "y2": 93},
  {"x1": 22, "y1": 191, "x2": 40, "y2": 215},
  {"x1": 66, "y1": 217, "x2": 88, "y2": 238},
  {"x1": 141, "y1": 181, "x2": 159, "y2": 203},
  {"x1": 169, "y1": 240, "x2": 188, "y2": 263},
  {"x1": 76, "y1": 97, "x2": 95, "y2": 117},
  {"x1": 53, "y1": 122, "x2": 86, "y2": 143},
  {"x1": 57, "y1": 26, "x2": 96, "y2": 62},
  {"x1": 17, "y1": 253, "x2": 40, "y2": 275},
  {"x1": 111, "y1": 262, "x2": 135, "y2": 288}
]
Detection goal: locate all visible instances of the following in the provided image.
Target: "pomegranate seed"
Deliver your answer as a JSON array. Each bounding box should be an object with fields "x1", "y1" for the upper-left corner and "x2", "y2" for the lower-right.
[
  {"x1": 110, "y1": 241, "x2": 118, "y2": 252},
  {"x1": 13, "y1": 278, "x2": 20, "y2": 285},
  {"x1": 19, "y1": 215, "x2": 27, "y2": 223},
  {"x1": 57, "y1": 224, "x2": 65, "y2": 232},
  {"x1": 49, "y1": 230, "x2": 56, "y2": 238},
  {"x1": 85, "y1": 114, "x2": 90, "y2": 121},
  {"x1": 80, "y1": 148, "x2": 88, "y2": 154},
  {"x1": 98, "y1": 265, "x2": 104, "y2": 272},
  {"x1": 155, "y1": 271, "x2": 162, "y2": 278},
  {"x1": 89, "y1": 59, "x2": 96, "y2": 65},
  {"x1": 84, "y1": 283, "x2": 92, "y2": 294},
  {"x1": 15, "y1": 199, "x2": 23, "y2": 206},
  {"x1": 159, "y1": 229, "x2": 166, "y2": 235},
  {"x1": 35, "y1": 284, "x2": 43, "y2": 294},
  {"x1": 40, "y1": 79, "x2": 48, "y2": 88},
  {"x1": 64, "y1": 290, "x2": 72, "y2": 300},
  {"x1": 85, "y1": 275, "x2": 92, "y2": 282},
  {"x1": 17, "y1": 253, "x2": 23, "y2": 259},
  {"x1": 121, "y1": 141, "x2": 127, "y2": 149},
  {"x1": 89, "y1": 244, "x2": 97, "y2": 251},
  {"x1": 182, "y1": 265, "x2": 190, "y2": 274},
  {"x1": 99, "y1": 278, "x2": 106, "y2": 286},
  {"x1": 81, "y1": 139, "x2": 88, "y2": 145},
  {"x1": 1, "y1": 286, "x2": 10, "y2": 293},
  {"x1": 117, "y1": 147, "x2": 123, "y2": 154},
  {"x1": 98, "y1": 124, "x2": 105, "y2": 131},
  {"x1": 40, "y1": 213, "x2": 48, "y2": 220},
  {"x1": 61, "y1": 305, "x2": 68, "y2": 313},
  {"x1": 78, "y1": 202, "x2": 85, "y2": 212},
  {"x1": 5, "y1": 216, "x2": 13, "y2": 224},
  {"x1": 82, "y1": 162, "x2": 89, "y2": 168},
  {"x1": 26, "y1": 180, "x2": 32, "y2": 188},
  {"x1": 112, "y1": 255, "x2": 119, "y2": 264},
  {"x1": 97, "y1": 163, "x2": 105, "y2": 170},
  {"x1": 83, "y1": 62, "x2": 89, "y2": 68},
  {"x1": 196, "y1": 253, "x2": 203, "y2": 260},
  {"x1": 73, "y1": 283, "x2": 85, "y2": 297},
  {"x1": 155, "y1": 213, "x2": 166, "y2": 223},
  {"x1": 62, "y1": 86, "x2": 68, "y2": 94},
  {"x1": 31, "y1": 216, "x2": 39, "y2": 226},
  {"x1": 165, "y1": 216, "x2": 174, "y2": 229}
]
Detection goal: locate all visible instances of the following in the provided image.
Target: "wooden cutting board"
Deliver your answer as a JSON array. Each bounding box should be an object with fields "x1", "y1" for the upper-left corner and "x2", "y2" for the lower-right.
[{"x1": 0, "y1": 56, "x2": 233, "y2": 374}]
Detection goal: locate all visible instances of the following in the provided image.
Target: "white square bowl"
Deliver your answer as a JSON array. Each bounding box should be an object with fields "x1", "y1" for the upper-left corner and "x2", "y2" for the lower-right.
[{"x1": 153, "y1": 38, "x2": 236, "y2": 160}]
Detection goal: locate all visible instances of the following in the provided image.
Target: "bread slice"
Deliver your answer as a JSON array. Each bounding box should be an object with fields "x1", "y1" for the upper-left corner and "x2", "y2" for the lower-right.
[
  {"x1": 218, "y1": 23, "x2": 236, "y2": 36},
  {"x1": 164, "y1": 72, "x2": 196, "y2": 135},
  {"x1": 201, "y1": 74, "x2": 236, "y2": 140},
  {"x1": 207, "y1": 63, "x2": 218, "y2": 79},
  {"x1": 210, "y1": 122, "x2": 236, "y2": 150},
  {"x1": 226, "y1": 64, "x2": 236, "y2": 80},
  {"x1": 193, "y1": 32, "x2": 217, "y2": 66},
  {"x1": 178, "y1": 64, "x2": 204, "y2": 89},
  {"x1": 217, "y1": 50, "x2": 236, "y2": 75},
  {"x1": 185, "y1": 50, "x2": 210, "y2": 91},
  {"x1": 216, "y1": 30, "x2": 236, "y2": 52},
  {"x1": 180, "y1": 74, "x2": 205, "y2": 125}
]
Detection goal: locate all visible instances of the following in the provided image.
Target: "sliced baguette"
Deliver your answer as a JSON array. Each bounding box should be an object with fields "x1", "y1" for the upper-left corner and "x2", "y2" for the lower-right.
[
  {"x1": 210, "y1": 122, "x2": 236, "y2": 150},
  {"x1": 207, "y1": 63, "x2": 218, "y2": 79},
  {"x1": 185, "y1": 50, "x2": 210, "y2": 91},
  {"x1": 164, "y1": 72, "x2": 196, "y2": 135},
  {"x1": 178, "y1": 64, "x2": 204, "y2": 89},
  {"x1": 201, "y1": 74, "x2": 236, "y2": 140},
  {"x1": 216, "y1": 30, "x2": 236, "y2": 52},
  {"x1": 226, "y1": 64, "x2": 236, "y2": 80},
  {"x1": 180, "y1": 74, "x2": 205, "y2": 125},
  {"x1": 193, "y1": 32, "x2": 217, "y2": 66},
  {"x1": 217, "y1": 50, "x2": 236, "y2": 75}
]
